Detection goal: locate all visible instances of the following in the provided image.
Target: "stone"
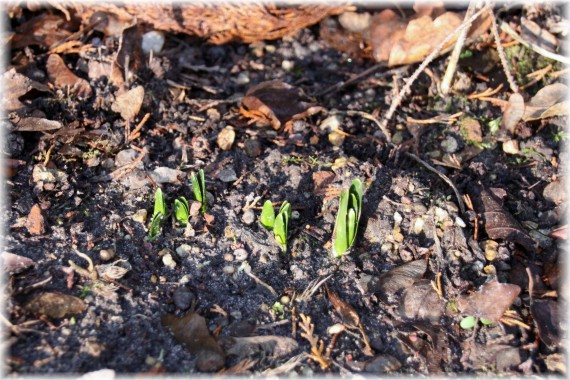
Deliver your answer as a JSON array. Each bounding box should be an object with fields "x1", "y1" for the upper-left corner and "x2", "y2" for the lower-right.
[{"x1": 173, "y1": 286, "x2": 195, "y2": 310}]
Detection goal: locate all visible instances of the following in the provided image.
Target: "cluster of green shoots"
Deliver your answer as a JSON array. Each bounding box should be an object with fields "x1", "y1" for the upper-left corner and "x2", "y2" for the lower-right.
[
  {"x1": 259, "y1": 178, "x2": 363, "y2": 257},
  {"x1": 148, "y1": 169, "x2": 207, "y2": 240}
]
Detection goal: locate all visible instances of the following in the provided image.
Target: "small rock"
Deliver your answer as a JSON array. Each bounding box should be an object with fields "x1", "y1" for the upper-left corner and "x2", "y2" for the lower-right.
[
  {"x1": 484, "y1": 240, "x2": 498, "y2": 261},
  {"x1": 393, "y1": 211, "x2": 403, "y2": 226},
  {"x1": 32, "y1": 164, "x2": 68, "y2": 184},
  {"x1": 338, "y1": 11, "x2": 371, "y2": 32},
  {"x1": 235, "y1": 72, "x2": 250, "y2": 85},
  {"x1": 291, "y1": 210, "x2": 300, "y2": 220},
  {"x1": 111, "y1": 86, "x2": 144, "y2": 121},
  {"x1": 142, "y1": 31, "x2": 165, "y2": 54},
  {"x1": 206, "y1": 108, "x2": 221, "y2": 121},
  {"x1": 441, "y1": 136, "x2": 458, "y2": 153},
  {"x1": 223, "y1": 253, "x2": 234, "y2": 261},
  {"x1": 319, "y1": 115, "x2": 342, "y2": 132},
  {"x1": 455, "y1": 216, "x2": 466, "y2": 228},
  {"x1": 132, "y1": 209, "x2": 147, "y2": 224},
  {"x1": 241, "y1": 209, "x2": 255, "y2": 225},
  {"x1": 280, "y1": 295, "x2": 291, "y2": 305},
  {"x1": 281, "y1": 60, "x2": 294, "y2": 71},
  {"x1": 218, "y1": 168, "x2": 237, "y2": 182},
  {"x1": 364, "y1": 354, "x2": 402, "y2": 374},
  {"x1": 223, "y1": 265, "x2": 235, "y2": 275},
  {"x1": 434, "y1": 207, "x2": 448, "y2": 223},
  {"x1": 99, "y1": 248, "x2": 115, "y2": 261},
  {"x1": 149, "y1": 167, "x2": 183, "y2": 184},
  {"x1": 173, "y1": 286, "x2": 195, "y2": 310},
  {"x1": 158, "y1": 248, "x2": 171, "y2": 257},
  {"x1": 543, "y1": 180, "x2": 566, "y2": 205},
  {"x1": 244, "y1": 139, "x2": 262, "y2": 157},
  {"x1": 233, "y1": 248, "x2": 248, "y2": 261},
  {"x1": 176, "y1": 244, "x2": 192, "y2": 258},
  {"x1": 413, "y1": 218, "x2": 424, "y2": 234},
  {"x1": 162, "y1": 253, "x2": 176, "y2": 269},
  {"x1": 25, "y1": 204, "x2": 45, "y2": 235},
  {"x1": 115, "y1": 149, "x2": 140, "y2": 167},
  {"x1": 217, "y1": 127, "x2": 235, "y2": 151},
  {"x1": 503, "y1": 139, "x2": 519, "y2": 154},
  {"x1": 328, "y1": 130, "x2": 345, "y2": 146}
]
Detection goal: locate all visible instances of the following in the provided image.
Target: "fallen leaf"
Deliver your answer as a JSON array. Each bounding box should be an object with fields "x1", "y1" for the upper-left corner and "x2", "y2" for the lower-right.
[
  {"x1": 46, "y1": 54, "x2": 92, "y2": 99},
  {"x1": 111, "y1": 86, "x2": 144, "y2": 121},
  {"x1": 240, "y1": 80, "x2": 322, "y2": 130},
  {"x1": 2, "y1": 68, "x2": 51, "y2": 113},
  {"x1": 361, "y1": 259, "x2": 427, "y2": 299},
  {"x1": 116, "y1": 23, "x2": 144, "y2": 73},
  {"x1": 11, "y1": 13, "x2": 72, "y2": 49},
  {"x1": 87, "y1": 60, "x2": 125, "y2": 86},
  {"x1": 25, "y1": 204, "x2": 45, "y2": 235},
  {"x1": 368, "y1": 9, "x2": 407, "y2": 63},
  {"x1": 521, "y1": 18, "x2": 558, "y2": 53},
  {"x1": 24, "y1": 292, "x2": 86, "y2": 318},
  {"x1": 161, "y1": 312, "x2": 225, "y2": 372},
  {"x1": 324, "y1": 284, "x2": 360, "y2": 327},
  {"x1": 218, "y1": 335, "x2": 298, "y2": 360},
  {"x1": 523, "y1": 83, "x2": 568, "y2": 121},
  {"x1": 501, "y1": 93, "x2": 525, "y2": 134},
  {"x1": 399, "y1": 280, "x2": 444, "y2": 323},
  {"x1": 1, "y1": 252, "x2": 34, "y2": 274},
  {"x1": 471, "y1": 184, "x2": 536, "y2": 252},
  {"x1": 527, "y1": 265, "x2": 561, "y2": 347},
  {"x1": 457, "y1": 279, "x2": 520, "y2": 322},
  {"x1": 12, "y1": 117, "x2": 62, "y2": 132}
]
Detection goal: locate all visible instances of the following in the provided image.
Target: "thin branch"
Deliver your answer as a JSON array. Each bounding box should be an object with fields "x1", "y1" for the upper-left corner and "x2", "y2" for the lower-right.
[{"x1": 489, "y1": 9, "x2": 519, "y2": 93}]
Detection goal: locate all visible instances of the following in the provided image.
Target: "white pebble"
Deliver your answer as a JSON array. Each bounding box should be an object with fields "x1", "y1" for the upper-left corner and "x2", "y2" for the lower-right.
[
  {"x1": 223, "y1": 253, "x2": 234, "y2": 261},
  {"x1": 99, "y1": 248, "x2": 115, "y2": 261},
  {"x1": 162, "y1": 253, "x2": 176, "y2": 269},
  {"x1": 455, "y1": 217, "x2": 466, "y2": 228},
  {"x1": 142, "y1": 31, "x2": 165, "y2": 54},
  {"x1": 393, "y1": 211, "x2": 403, "y2": 226},
  {"x1": 223, "y1": 265, "x2": 235, "y2": 275},
  {"x1": 233, "y1": 249, "x2": 248, "y2": 261}
]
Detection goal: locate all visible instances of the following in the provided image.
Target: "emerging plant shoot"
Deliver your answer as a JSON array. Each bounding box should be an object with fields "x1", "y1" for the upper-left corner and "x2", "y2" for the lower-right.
[
  {"x1": 259, "y1": 200, "x2": 291, "y2": 252},
  {"x1": 149, "y1": 187, "x2": 166, "y2": 239},
  {"x1": 173, "y1": 196, "x2": 189, "y2": 226},
  {"x1": 332, "y1": 179, "x2": 363, "y2": 258},
  {"x1": 191, "y1": 169, "x2": 207, "y2": 213}
]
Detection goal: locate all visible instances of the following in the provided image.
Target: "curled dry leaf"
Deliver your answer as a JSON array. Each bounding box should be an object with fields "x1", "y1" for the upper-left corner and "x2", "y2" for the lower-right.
[
  {"x1": 360, "y1": 259, "x2": 427, "y2": 300},
  {"x1": 471, "y1": 184, "x2": 536, "y2": 252},
  {"x1": 2, "y1": 68, "x2": 51, "y2": 113},
  {"x1": 116, "y1": 23, "x2": 144, "y2": 73},
  {"x1": 111, "y1": 86, "x2": 145, "y2": 121},
  {"x1": 25, "y1": 204, "x2": 45, "y2": 236},
  {"x1": 46, "y1": 54, "x2": 93, "y2": 99},
  {"x1": 24, "y1": 292, "x2": 86, "y2": 319},
  {"x1": 161, "y1": 312, "x2": 225, "y2": 372},
  {"x1": 501, "y1": 93, "x2": 525, "y2": 135},
  {"x1": 324, "y1": 284, "x2": 360, "y2": 327},
  {"x1": 523, "y1": 83, "x2": 569, "y2": 121},
  {"x1": 457, "y1": 278, "x2": 520, "y2": 322},
  {"x1": 240, "y1": 80, "x2": 322, "y2": 130},
  {"x1": 1, "y1": 252, "x2": 34, "y2": 274},
  {"x1": 12, "y1": 117, "x2": 62, "y2": 132}
]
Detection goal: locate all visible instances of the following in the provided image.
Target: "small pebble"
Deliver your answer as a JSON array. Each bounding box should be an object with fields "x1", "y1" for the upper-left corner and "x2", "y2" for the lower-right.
[
  {"x1": 218, "y1": 168, "x2": 237, "y2": 182},
  {"x1": 434, "y1": 207, "x2": 448, "y2": 223},
  {"x1": 162, "y1": 253, "x2": 176, "y2": 269},
  {"x1": 455, "y1": 216, "x2": 466, "y2": 228},
  {"x1": 319, "y1": 115, "x2": 342, "y2": 132},
  {"x1": 99, "y1": 248, "x2": 115, "y2": 261},
  {"x1": 291, "y1": 210, "x2": 300, "y2": 220},
  {"x1": 158, "y1": 248, "x2": 171, "y2": 257},
  {"x1": 244, "y1": 139, "x2": 262, "y2": 157},
  {"x1": 141, "y1": 31, "x2": 165, "y2": 54},
  {"x1": 503, "y1": 139, "x2": 519, "y2": 154},
  {"x1": 217, "y1": 127, "x2": 235, "y2": 151},
  {"x1": 413, "y1": 218, "x2": 424, "y2": 235},
  {"x1": 328, "y1": 130, "x2": 345, "y2": 146},
  {"x1": 132, "y1": 209, "x2": 147, "y2": 224},
  {"x1": 206, "y1": 108, "x2": 221, "y2": 122},
  {"x1": 233, "y1": 248, "x2": 248, "y2": 261},
  {"x1": 484, "y1": 240, "x2": 498, "y2": 261},
  {"x1": 393, "y1": 211, "x2": 403, "y2": 226},
  {"x1": 179, "y1": 275, "x2": 191, "y2": 285},
  {"x1": 223, "y1": 253, "x2": 234, "y2": 261},
  {"x1": 280, "y1": 295, "x2": 291, "y2": 305},
  {"x1": 281, "y1": 60, "x2": 294, "y2": 71},
  {"x1": 223, "y1": 265, "x2": 235, "y2": 275},
  {"x1": 173, "y1": 286, "x2": 195, "y2": 310},
  {"x1": 241, "y1": 209, "x2": 255, "y2": 225},
  {"x1": 235, "y1": 72, "x2": 250, "y2": 85},
  {"x1": 441, "y1": 136, "x2": 458, "y2": 153},
  {"x1": 176, "y1": 244, "x2": 192, "y2": 258}
]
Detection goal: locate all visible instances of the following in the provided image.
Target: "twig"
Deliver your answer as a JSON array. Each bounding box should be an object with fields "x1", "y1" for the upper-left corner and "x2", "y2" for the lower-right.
[
  {"x1": 244, "y1": 271, "x2": 277, "y2": 296},
  {"x1": 313, "y1": 62, "x2": 387, "y2": 98},
  {"x1": 489, "y1": 9, "x2": 519, "y2": 93},
  {"x1": 441, "y1": 1, "x2": 479, "y2": 95},
  {"x1": 404, "y1": 152, "x2": 466, "y2": 215},
  {"x1": 344, "y1": 110, "x2": 392, "y2": 143},
  {"x1": 296, "y1": 274, "x2": 333, "y2": 302},
  {"x1": 128, "y1": 112, "x2": 150, "y2": 142},
  {"x1": 89, "y1": 150, "x2": 147, "y2": 182},
  {"x1": 380, "y1": 3, "x2": 492, "y2": 130}
]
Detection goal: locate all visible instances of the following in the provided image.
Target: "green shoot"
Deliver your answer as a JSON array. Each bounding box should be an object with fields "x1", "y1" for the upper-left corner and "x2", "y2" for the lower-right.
[
  {"x1": 460, "y1": 315, "x2": 494, "y2": 329},
  {"x1": 174, "y1": 196, "x2": 189, "y2": 226},
  {"x1": 274, "y1": 201, "x2": 291, "y2": 252},
  {"x1": 332, "y1": 179, "x2": 363, "y2": 258},
  {"x1": 191, "y1": 169, "x2": 207, "y2": 213},
  {"x1": 149, "y1": 188, "x2": 166, "y2": 239},
  {"x1": 260, "y1": 200, "x2": 276, "y2": 230}
]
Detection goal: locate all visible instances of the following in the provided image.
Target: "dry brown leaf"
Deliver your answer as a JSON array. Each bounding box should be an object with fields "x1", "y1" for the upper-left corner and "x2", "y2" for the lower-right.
[
  {"x1": 501, "y1": 92, "x2": 525, "y2": 134},
  {"x1": 11, "y1": 13, "x2": 72, "y2": 49},
  {"x1": 369, "y1": 10, "x2": 407, "y2": 63},
  {"x1": 240, "y1": 80, "x2": 322, "y2": 130},
  {"x1": 523, "y1": 83, "x2": 568, "y2": 121},
  {"x1": 25, "y1": 204, "x2": 45, "y2": 236},
  {"x1": 24, "y1": 292, "x2": 86, "y2": 319},
  {"x1": 161, "y1": 312, "x2": 225, "y2": 372},
  {"x1": 46, "y1": 54, "x2": 93, "y2": 99},
  {"x1": 457, "y1": 279, "x2": 520, "y2": 322},
  {"x1": 116, "y1": 23, "x2": 144, "y2": 73},
  {"x1": 12, "y1": 117, "x2": 62, "y2": 132},
  {"x1": 88, "y1": 61, "x2": 125, "y2": 86},
  {"x1": 1, "y1": 252, "x2": 34, "y2": 274},
  {"x1": 111, "y1": 86, "x2": 144, "y2": 121},
  {"x1": 521, "y1": 18, "x2": 559, "y2": 53},
  {"x1": 219, "y1": 335, "x2": 298, "y2": 360},
  {"x1": 2, "y1": 68, "x2": 51, "y2": 113},
  {"x1": 324, "y1": 284, "x2": 360, "y2": 327},
  {"x1": 312, "y1": 171, "x2": 336, "y2": 195}
]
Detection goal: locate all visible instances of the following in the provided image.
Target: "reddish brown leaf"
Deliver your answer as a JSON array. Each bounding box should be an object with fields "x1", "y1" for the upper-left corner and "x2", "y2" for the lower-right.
[
  {"x1": 46, "y1": 54, "x2": 93, "y2": 99},
  {"x1": 471, "y1": 184, "x2": 536, "y2": 252},
  {"x1": 2, "y1": 68, "x2": 50, "y2": 113},
  {"x1": 25, "y1": 204, "x2": 45, "y2": 236},
  {"x1": 24, "y1": 292, "x2": 86, "y2": 319},
  {"x1": 161, "y1": 312, "x2": 225, "y2": 372},
  {"x1": 324, "y1": 284, "x2": 360, "y2": 327},
  {"x1": 457, "y1": 279, "x2": 520, "y2": 322},
  {"x1": 111, "y1": 86, "x2": 144, "y2": 121},
  {"x1": 116, "y1": 23, "x2": 144, "y2": 73},
  {"x1": 240, "y1": 80, "x2": 322, "y2": 130},
  {"x1": 312, "y1": 170, "x2": 336, "y2": 195},
  {"x1": 11, "y1": 13, "x2": 72, "y2": 49}
]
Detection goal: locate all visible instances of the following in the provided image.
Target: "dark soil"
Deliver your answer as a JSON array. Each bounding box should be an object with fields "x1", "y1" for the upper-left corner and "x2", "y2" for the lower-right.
[{"x1": 3, "y1": 3, "x2": 567, "y2": 377}]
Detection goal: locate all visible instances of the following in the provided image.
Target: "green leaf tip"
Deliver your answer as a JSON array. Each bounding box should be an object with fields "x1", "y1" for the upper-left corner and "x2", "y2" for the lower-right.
[
  {"x1": 174, "y1": 197, "x2": 189, "y2": 225},
  {"x1": 260, "y1": 200, "x2": 276, "y2": 230},
  {"x1": 273, "y1": 201, "x2": 291, "y2": 252},
  {"x1": 332, "y1": 178, "x2": 363, "y2": 258},
  {"x1": 191, "y1": 169, "x2": 207, "y2": 212}
]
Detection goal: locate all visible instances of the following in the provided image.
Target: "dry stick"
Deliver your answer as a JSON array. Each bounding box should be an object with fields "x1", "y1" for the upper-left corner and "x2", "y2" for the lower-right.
[
  {"x1": 312, "y1": 62, "x2": 387, "y2": 98},
  {"x1": 440, "y1": 1, "x2": 479, "y2": 95},
  {"x1": 489, "y1": 9, "x2": 519, "y2": 93},
  {"x1": 380, "y1": 3, "x2": 492, "y2": 130}
]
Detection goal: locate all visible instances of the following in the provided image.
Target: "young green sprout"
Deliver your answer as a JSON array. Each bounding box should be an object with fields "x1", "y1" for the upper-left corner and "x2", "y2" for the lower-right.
[
  {"x1": 173, "y1": 196, "x2": 189, "y2": 226},
  {"x1": 259, "y1": 200, "x2": 291, "y2": 252},
  {"x1": 460, "y1": 315, "x2": 493, "y2": 329},
  {"x1": 331, "y1": 179, "x2": 363, "y2": 258},
  {"x1": 149, "y1": 187, "x2": 166, "y2": 239},
  {"x1": 191, "y1": 169, "x2": 207, "y2": 213}
]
